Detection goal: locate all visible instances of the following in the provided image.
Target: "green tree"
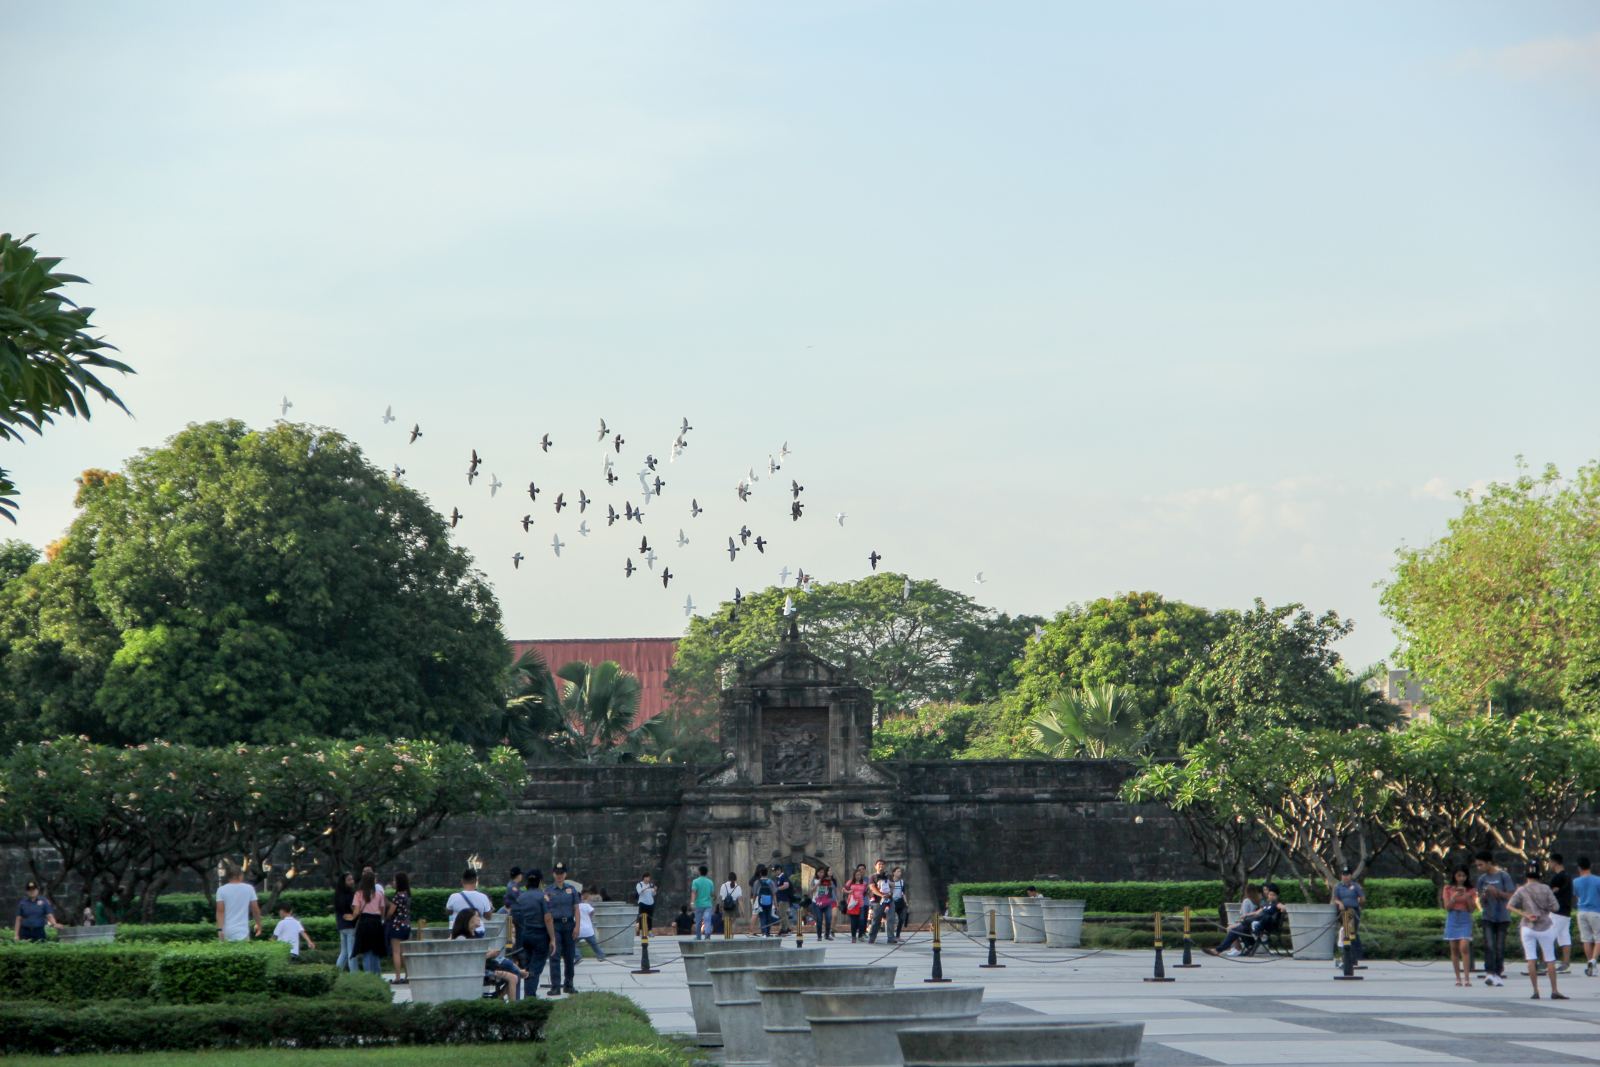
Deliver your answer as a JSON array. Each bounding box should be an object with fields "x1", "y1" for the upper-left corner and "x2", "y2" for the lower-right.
[
  {"x1": 1381, "y1": 459, "x2": 1600, "y2": 717},
  {"x1": 0, "y1": 420, "x2": 507, "y2": 746},
  {"x1": 1010, "y1": 591, "x2": 1228, "y2": 749},
  {"x1": 668, "y1": 574, "x2": 1022, "y2": 718},
  {"x1": 1161, "y1": 600, "x2": 1399, "y2": 748},
  {"x1": 1122, "y1": 759, "x2": 1279, "y2": 899},
  {"x1": 1028, "y1": 684, "x2": 1143, "y2": 758},
  {"x1": 637, "y1": 703, "x2": 721, "y2": 764},
  {"x1": 553, "y1": 660, "x2": 645, "y2": 763},
  {"x1": 871, "y1": 702, "x2": 1004, "y2": 760},
  {"x1": 0, "y1": 539, "x2": 38, "y2": 585},
  {"x1": 0, "y1": 234, "x2": 133, "y2": 522}
]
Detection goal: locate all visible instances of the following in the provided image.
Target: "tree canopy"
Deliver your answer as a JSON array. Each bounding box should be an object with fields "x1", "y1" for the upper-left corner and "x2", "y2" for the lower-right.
[
  {"x1": 0, "y1": 420, "x2": 508, "y2": 746},
  {"x1": 1381, "y1": 459, "x2": 1600, "y2": 718}
]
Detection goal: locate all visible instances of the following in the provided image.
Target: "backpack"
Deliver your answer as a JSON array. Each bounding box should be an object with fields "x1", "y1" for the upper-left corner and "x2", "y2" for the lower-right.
[{"x1": 757, "y1": 879, "x2": 774, "y2": 907}]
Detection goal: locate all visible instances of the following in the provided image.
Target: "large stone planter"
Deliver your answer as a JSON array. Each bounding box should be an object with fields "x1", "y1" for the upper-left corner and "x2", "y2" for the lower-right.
[
  {"x1": 963, "y1": 896, "x2": 1011, "y2": 941},
  {"x1": 1282, "y1": 903, "x2": 1338, "y2": 960},
  {"x1": 710, "y1": 947, "x2": 829, "y2": 1066},
  {"x1": 404, "y1": 939, "x2": 490, "y2": 1004},
  {"x1": 804, "y1": 986, "x2": 984, "y2": 1067},
  {"x1": 758, "y1": 964, "x2": 898, "y2": 1067},
  {"x1": 57, "y1": 925, "x2": 116, "y2": 943},
  {"x1": 898, "y1": 1022, "x2": 1144, "y2": 1067},
  {"x1": 1040, "y1": 900, "x2": 1084, "y2": 948},
  {"x1": 1008, "y1": 898, "x2": 1044, "y2": 944},
  {"x1": 591, "y1": 901, "x2": 637, "y2": 957},
  {"x1": 684, "y1": 939, "x2": 794, "y2": 1047}
]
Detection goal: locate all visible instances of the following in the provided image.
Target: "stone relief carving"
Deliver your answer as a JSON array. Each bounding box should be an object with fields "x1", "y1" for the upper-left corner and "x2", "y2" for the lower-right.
[{"x1": 761, "y1": 709, "x2": 828, "y2": 784}]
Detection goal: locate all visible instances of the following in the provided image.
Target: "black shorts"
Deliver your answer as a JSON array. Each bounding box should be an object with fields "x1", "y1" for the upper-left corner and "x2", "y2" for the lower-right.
[
  {"x1": 18, "y1": 927, "x2": 46, "y2": 943},
  {"x1": 638, "y1": 903, "x2": 655, "y2": 918}
]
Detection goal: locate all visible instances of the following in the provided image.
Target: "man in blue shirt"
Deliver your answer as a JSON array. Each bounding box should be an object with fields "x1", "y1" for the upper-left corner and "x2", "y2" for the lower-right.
[
  {"x1": 13, "y1": 881, "x2": 61, "y2": 942},
  {"x1": 1332, "y1": 867, "x2": 1366, "y2": 967},
  {"x1": 1475, "y1": 850, "x2": 1516, "y2": 986},
  {"x1": 1572, "y1": 856, "x2": 1600, "y2": 978},
  {"x1": 509, "y1": 868, "x2": 553, "y2": 993},
  {"x1": 543, "y1": 863, "x2": 581, "y2": 995}
]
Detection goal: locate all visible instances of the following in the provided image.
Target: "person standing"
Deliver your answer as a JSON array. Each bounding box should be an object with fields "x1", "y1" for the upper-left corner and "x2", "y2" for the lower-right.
[
  {"x1": 753, "y1": 865, "x2": 778, "y2": 937},
  {"x1": 690, "y1": 865, "x2": 715, "y2": 940},
  {"x1": 446, "y1": 869, "x2": 493, "y2": 929},
  {"x1": 867, "y1": 861, "x2": 892, "y2": 944},
  {"x1": 333, "y1": 872, "x2": 357, "y2": 972},
  {"x1": 510, "y1": 868, "x2": 554, "y2": 993},
  {"x1": 773, "y1": 867, "x2": 795, "y2": 935},
  {"x1": 636, "y1": 873, "x2": 657, "y2": 933},
  {"x1": 1508, "y1": 864, "x2": 1567, "y2": 1000},
  {"x1": 544, "y1": 862, "x2": 581, "y2": 995},
  {"x1": 13, "y1": 880, "x2": 61, "y2": 942},
  {"x1": 844, "y1": 872, "x2": 868, "y2": 943},
  {"x1": 503, "y1": 867, "x2": 525, "y2": 913},
  {"x1": 811, "y1": 866, "x2": 836, "y2": 940},
  {"x1": 1332, "y1": 867, "x2": 1366, "y2": 968},
  {"x1": 719, "y1": 872, "x2": 744, "y2": 934},
  {"x1": 1475, "y1": 850, "x2": 1515, "y2": 987},
  {"x1": 1547, "y1": 854, "x2": 1574, "y2": 973},
  {"x1": 577, "y1": 889, "x2": 605, "y2": 961},
  {"x1": 216, "y1": 862, "x2": 261, "y2": 943},
  {"x1": 1571, "y1": 857, "x2": 1600, "y2": 977},
  {"x1": 386, "y1": 871, "x2": 412, "y2": 984},
  {"x1": 272, "y1": 902, "x2": 316, "y2": 958},
  {"x1": 890, "y1": 866, "x2": 909, "y2": 942},
  {"x1": 1440, "y1": 866, "x2": 1477, "y2": 987},
  {"x1": 349, "y1": 869, "x2": 387, "y2": 974}
]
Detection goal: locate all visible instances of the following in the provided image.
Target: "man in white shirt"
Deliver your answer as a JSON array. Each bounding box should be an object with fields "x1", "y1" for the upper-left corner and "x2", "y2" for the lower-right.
[
  {"x1": 446, "y1": 868, "x2": 493, "y2": 927},
  {"x1": 272, "y1": 903, "x2": 316, "y2": 958},
  {"x1": 215, "y1": 862, "x2": 261, "y2": 942},
  {"x1": 636, "y1": 873, "x2": 657, "y2": 932}
]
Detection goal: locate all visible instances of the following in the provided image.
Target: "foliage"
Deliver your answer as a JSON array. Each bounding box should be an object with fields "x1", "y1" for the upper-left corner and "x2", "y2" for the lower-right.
[
  {"x1": 537, "y1": 993, "x2": 685, "y2": 1066},
  {"x1": 552, "y1": 660, "x2": 645, "y2": 761},
  {"x1": 0, "y1": 420, "x2": 506, "y2": 746},
  {"x1": 0, "y1": 539, "x2": 38, "y2": 584},
  {"x1": 871, "y1": 702, "x2": 1005, "y2": 760},
  {"x1": 135, "y1": 886, "x2": 507, "y2": 926},
  {"x1": 571, "y1": 1045, "x2": 692, "y2": 1067},
  {"x1": 0, "y1": 233, "x2": 133, "y2": 522},
  {"x1": 1028, "y1": 684, "x2": 1143, "y2": 758},
  {"x1": 1121, "y1": 760, "x2": 1278, "y2": 898},
  {"x1": 946, "y1": 878, "x2": 1436, "y2": 916},
  {"x1": 668, "y1": 574, "x2": 1029, "y2": 717},
  {"x1": 1010, "y1": 592, "x2": 1228, "y2": 753},
  {"x1": 0, "y1": 997, "x2": 552, "y2": 1056},
  {"x1": 1381, "y1": 459, "x2": 1600, "y2": 717},
  {"x1": 636, "y1": 702, "x2": 721, "y2": 764},
  {"x1": 0, "y1": 940, "x2": 286, "y2": 1003}
]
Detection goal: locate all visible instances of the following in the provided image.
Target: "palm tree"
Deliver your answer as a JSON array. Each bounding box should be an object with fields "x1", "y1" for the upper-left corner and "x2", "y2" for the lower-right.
[
  {"x1": 471, "y1": 646, "x2": 568, "y2": 758},
  {"x1": 639, "y1": 704, "x2": 722, "y2": 764},
  {"x1": 553, "y1": 659, "x2": 646, "y2": 762},
  {"x1": 1028, "y1": 683, "x2": 1142, "y2": 759}
]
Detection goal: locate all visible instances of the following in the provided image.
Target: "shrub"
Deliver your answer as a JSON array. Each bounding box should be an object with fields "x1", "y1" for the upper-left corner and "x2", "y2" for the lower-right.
[
  {"x1": 0, "y1": 941, "x2": 287, "y2": 1004},
  {"x1": 946, "y1": 878, "x2": 1435, "y2": 915},
  {"x1": 117, "y1": 916, "x2": 339, "y2": 945},
  {"x1": 538, "y1": 993, "x2": 680, "y2": 1065},
  {"x1": 268, "y1": 962, "x2": 339, "y2": 998},
  {"x1": 572, "y1": 1044, "x2": 692, "y2": 1067},
  {"x1": 331, "y1": 970, "x2": 394, "y2": 1002},
  {"x1": 0, "y1": 998, "x2": 552, "y2": 1055},
  {"x1": 146, "y1": 887, "x2": 503, "y2": 925},
  {"x1": 153, "y1": 942, "x2": 286, "y2": 1003}
]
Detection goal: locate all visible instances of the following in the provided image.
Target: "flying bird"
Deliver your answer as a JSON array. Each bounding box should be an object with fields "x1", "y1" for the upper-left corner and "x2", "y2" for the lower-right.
[
  {"x1": 382, "y1": 405, "x2": 395, "y2": 425},
  {"x1": 521, "y1": 514, "x2": 534, "y2": 532},
  {"x1": 869, "y1": 551, "x2": 882, "y2": 571},
  {"x1": 791, "y1": 500, "x2": 804, "y2": 521},
  {"x1": 449, "y1": 507, "x2": 463, "y2": 528},
  {"x1": 733, "y1": 588, "x2": 743, "y2": 608},
  {"x1": 625, "y1": 502, "x2": 639, "y2": 523},
  {"x1": 683, "y1": 594, "x2": 696, "y2": 617},
  {"x1": 975, "y1": 572, "x2": 986, "y2": 585},
  {"x1": 606, "y1": 469, "x2": 619, "y2": 485},
  {"x1": 551, "y1": 534, "x2": 564, "y2": 558},
  {"x1": 902, "y1": 576, "x2": 912, "y2": 600},
  {"x1": 614, "y1": 433, "x2": 625, "y2": 453},
  {"x1": 541, "y1": 433, "x2": 553, "y2": 452},
  {"x1": 646, "y1": 454, "x2": 657, "y2": 471},
  {"x1": 280, "y1": 395, "x2": 292, "y2": 417},
  {"x1": 737, "y1": 481, "x2": 751, "y2": 502},
  {"x1": 467, "y1": 468, "x2": 478, "y2": 486},
  {"x1": 597, "y1": 418, "x2": 610, "y2": 442},
  {"x1": 653, "y1": 475, "x2": 665, "y2": 495},
  {"x1": 512, "y1": 552, "x2": 524, "y2": 570},
  {"x1": 468, "y1": 450, "x2": 482, "y2": 475},
  {"x1": 409, "y1": 423, "x2": 422, "y2": 444},
  {"x1": 680, "y1": 417, "x2": 693, "y2": 436},
  {"x1": 779, "y1": 565, "x2": 792, "y2": 586},
  {"x1": 632, "y1": 505, "x2": 645, "y2": 524},
  {"x1": 553, "y1": 492, "x2": 567, "y2": 513},
  {"x1": 797, "y1": 569, "x2": 810, "y2": 588},
  {"x1": 624, "y1": 558, "x2": 636, "y2": 578},
  {"x1": 783, "y1": 594, "x2": 796, "y2": 616},
  {"x1": 637, "y1": 468, "x2": 652, "y2": 492},
  {"x1": 639, "y1": 535, "x2": 651, "y2": 555},
  {"x1": 607, "y1": 505, "x2": 618, "y2": 527},
  {"x1": 661, "y1": 568, "x2": 673, "y2": 589},
  {"x1": 578, "y1": 519, "x2": 590, "y2": 537},
  {"x1": 791, "y1": 480, "x2": 804, "y2": 499},
  {"x1": 768, "y1": 456, "x2": 780, "y2": 475},
  {"x1": 754, "y1": 536, "x2": 767, "y2": 554},
  {"x1": 642, "y1": 485, "x2": 655, "y2": 504},
  {"x1": 644, "y1": 548, "x2": 658, "y2": 570},
  {"x1": 780, "y1": 441, "x2": 791, "y2": 458},
  {"x1": 739, "y1": 525, "x2": 752, "y2": 546},
  {"x1": 727, "y1": 537, "x2": 740, "y2": 562},
  {"x1": 307, "y1": 436, "x2": 320, "y2": 457},
  {"x1": 489, "y1": 474, "x2": 503, "y2": 497},
  {"x1": 578, "y1": 490, "x2": 591, "y2": 513},
  {"x1": 1033, "y1": 624, "x2": 1045, "y2": 641},
  {"x1": 527, "y1": 482, "x2": 540, "y2": 502},
  {"x1": 392, "y1": 465, "x2": 405, "y2": 480},
  {"x1": 676, "y1": 528, "x2": 689, "y2": 548},
  {"x1": 836, "y1": 512, "x2": 846, "y2": 526},
  {"x1": 748, "y1": 466, "x2": 760, "y2": 484},
  {"x1": 691, "y1": 498, "x2": 703, "y2": 518}
]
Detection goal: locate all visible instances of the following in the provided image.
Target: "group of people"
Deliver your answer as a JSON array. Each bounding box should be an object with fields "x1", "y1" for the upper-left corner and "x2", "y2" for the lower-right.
[{"x1": 683, "y1": 859, "x2": 910, "y2": 944}]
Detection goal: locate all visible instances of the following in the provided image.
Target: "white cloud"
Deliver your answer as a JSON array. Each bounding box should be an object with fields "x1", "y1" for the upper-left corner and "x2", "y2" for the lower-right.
[
  {"x1": 1413, "y1": 476, "x2": 1452, "y2": 501},
  {"x1": 1458, "y1": 31, "x2": 1600, "y2": 86}
]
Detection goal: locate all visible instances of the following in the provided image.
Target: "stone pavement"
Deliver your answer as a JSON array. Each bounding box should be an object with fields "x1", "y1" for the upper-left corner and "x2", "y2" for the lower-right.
[{"x1": 551, "y1": 930, "x2": 1600, "y2": 1066}]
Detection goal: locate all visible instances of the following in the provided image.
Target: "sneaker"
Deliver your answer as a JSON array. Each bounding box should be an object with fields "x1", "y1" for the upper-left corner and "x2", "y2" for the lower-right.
[
  {"x1": 1225, "y1": 947, "x2": 1241, "y2": 957},
  {"x1": 1556, "y1": 962, "x2": 1570, "y2": 973},
  {"x1": 1552, "y1": 992, "x2": 1569, "y2": 1000},
  {"x1": 1586, "y1": 962, "x2": 1595, "y2": 977},
  {"x1": 1530, "y1": 991, "x2": 1540, "y2": 999}
]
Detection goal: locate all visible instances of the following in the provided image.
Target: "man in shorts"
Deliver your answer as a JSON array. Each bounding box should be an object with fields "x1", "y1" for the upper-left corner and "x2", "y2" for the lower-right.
[
  {"x1": 1547, "y1": 853, "x2": 1574, "y2": 973},
  {"x1": 1572, "y1": 857, "x2": 1600, "y2": 977},
  {"x1": 1509, "y1": 864, "x2": 1567, "y2": 1000}
]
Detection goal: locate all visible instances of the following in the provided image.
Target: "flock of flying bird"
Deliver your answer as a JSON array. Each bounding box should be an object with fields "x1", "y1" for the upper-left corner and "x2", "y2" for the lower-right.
[{"x1": 269, "y1": 395, "x2": 993, "y2": 620}]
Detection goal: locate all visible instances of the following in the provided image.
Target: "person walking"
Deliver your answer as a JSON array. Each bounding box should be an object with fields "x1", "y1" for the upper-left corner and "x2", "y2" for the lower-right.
[
  {"x1": 844, "y1": 872, "x2": 868, "y2": 943},
  {"x1": 349, "y1": 869, "x2": 387, "y2": 974},
  {"x1": 544, "y1": 862, "x2": 581, "y2": 995},
  {"x1": 1547, "y1": 854, "x2": 1574, "y2": 973},
  {"x1": 811, "y1": 866, "x2": 836, "y2": 940},
  {"x1": 753, "y1": 865, "x2": 778, "y2": 937},
  {"x1": 1572, "y1": 857, "x2": 1600, "y2": 977},
  {"x1": 1508, "y1": 863, "x2": 1567, "y2": 1000},
  {"x1": 774, "y1": 867, "x2": 795, "y2": 935},
  {"x1": 1440, "y1": 865, "x2": 1477, "y2": 987},
  {"x1": 636, "y1": 873, "x2": 657, "y2": 933},
  {"x1": 577, "y1": 889, "x2": 605, "y2": 961},
  {"x1": 690, "y1": 865, "x2": 715, "y2": 940},
  {"x1": 509, "y1": 869, "x2": 554, "y2": 994},
  {"x1": 719, "y1": 872, "x2": 744, "y2": 935},
  {"x1": 1474, "y1": 850, "x2": 1515, "y2": 987},
  {"x1": 867, "y1": 861, "x2": 892, "y2": 944},
  {"x1": 13, "y1": 880, "x2": 62, "y2": 942},
  {"x1": 333, "y1": 872, "x2": 357, "y2": 972},
  {"x1": 216, "y1": 861, "x2": 261, "y2": 943},
  {"x1": 386, "y1": 871, "x2": 412, "y2": 984},
  {"x1": 890, "y1": 866, "x2": 909, "y2": 942}
]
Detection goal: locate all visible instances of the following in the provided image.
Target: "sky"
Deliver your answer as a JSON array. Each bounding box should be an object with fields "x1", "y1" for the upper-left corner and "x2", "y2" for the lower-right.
[{"x1": 4, "y1": 1, "x2": 1598, "y2": 670}]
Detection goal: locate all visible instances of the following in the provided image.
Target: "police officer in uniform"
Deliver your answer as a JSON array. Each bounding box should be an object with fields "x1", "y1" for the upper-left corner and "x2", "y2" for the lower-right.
[
  {"x1": 509, "y1": 868, "x2": 554, "y2": 993},
  {"x1": 544, "y1": 862, "x2": 581, "y2": 994}
]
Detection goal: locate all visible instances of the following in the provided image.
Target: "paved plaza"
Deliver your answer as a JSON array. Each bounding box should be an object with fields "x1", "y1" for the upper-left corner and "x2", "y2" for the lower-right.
[{"x1": 551, "y1": 929, "x2": 1600, "y2": 1066}]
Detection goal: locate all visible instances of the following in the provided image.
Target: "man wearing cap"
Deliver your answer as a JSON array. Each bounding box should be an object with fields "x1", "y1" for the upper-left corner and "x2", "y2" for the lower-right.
[
  {"x1": 544, "y1": 863, "x2": 581, "y2": 995},
  {"x1": 14, "y1": 881, "x2": 62, "y2": 942},
  {"x1": 509, "y1": 868, "x2": 553, "y2": 992},
  {"x1": 1331, "y1": 867, "x2": 1366, "y2": 968}
]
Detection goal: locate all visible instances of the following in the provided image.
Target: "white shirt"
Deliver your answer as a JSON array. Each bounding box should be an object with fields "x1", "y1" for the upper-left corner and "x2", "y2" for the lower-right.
[
  {"x1": 217, "y1": 881, "x2": 257, "y2": 941},
  {"x1": 447, "y1": 888, "x2": 493, "y2": 927},
  {"x1": 720, "y1": 882, "x2": 743, "y2": 905},
  {"x1": 636, "y1": 881, "x2": 656, "y2": 906},
  {"x1": 579, "y1": 900, "x2": 595, "y2": 938},
  {"x1": 273, "y1": 915, "x2": 305, "y2": 956}
]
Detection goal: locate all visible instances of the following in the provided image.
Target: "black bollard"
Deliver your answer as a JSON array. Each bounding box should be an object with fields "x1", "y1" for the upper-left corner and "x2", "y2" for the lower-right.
[
  {"x1": 1144, "y1": 911, "x2": 1176, "y2": 982},
  {"x1": 1176, "y1": 905, "x2": 1201, "y2": 968},
  {"x1": 632, "y1": 916, "x2": 660, "y2": 975},
  {"x1": 1333, "y1": 913, "x2": 1363, "y2": 981},
  {"x1": 979, "y1": 905, "x2": 1005, "y2": 969},
  {"x1": 924, "y1": 913, "x2": 952, "y2": 983}
]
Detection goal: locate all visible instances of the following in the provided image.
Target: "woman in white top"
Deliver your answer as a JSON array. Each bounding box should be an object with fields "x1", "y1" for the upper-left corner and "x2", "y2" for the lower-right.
[{"x1": 719, "y1": 873, "x2": 743, "y2": 933}]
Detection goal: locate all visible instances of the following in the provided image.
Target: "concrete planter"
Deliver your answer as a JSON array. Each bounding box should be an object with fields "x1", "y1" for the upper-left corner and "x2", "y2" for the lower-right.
[
  {"x1": 404, "y1": 939, "x2": 490, "y2": 1004},
  {"x1": 803, "y1": 986, "x2": 984, "y2": 1067},
  {"x1": 709, "y1": 946, "x2": 828, "y2": 1066},
  {"x1": 1282, "y1": 903, "x2": 1338, "y2": 960},
  {"x1": 757, "y1": 965, "x2": 898, "y2": 1067},
  {"x1": 963, "y1": 896, "x2": 1012, "y2": 941},
  {"x1": 1040, "y1": 900, "x2": 1085, "y2": 948},
  {"x1": 898, "y1": 1022, "x2": 1144, "y2": 1067},
  {"x1": 684, "y1": 938, "x2": 794, "y2": 1047},
  {"x1": 1008, "y1": 898, "x2": 1044, "y2": 944},
  {"x1": 590, "y1": 901, "x2": 637, "y2": 957},
  {"x1": 56, "y1": 925, "x2": 116, "y2": 943}
]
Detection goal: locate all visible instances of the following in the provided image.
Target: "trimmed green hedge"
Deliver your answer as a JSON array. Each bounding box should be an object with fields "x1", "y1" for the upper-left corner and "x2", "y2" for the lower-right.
[
  {"x1": 0, "y1": 998, "x2": 551, "y2": 1056},
  {"x1": 538, "y1": 994, "x2": 689, "y2": 1066},
  {"x1": 0, "y1": 941, "x2": 332, "y2": 1004},
  {"x1": 117, "y1": 915, "x2": 340, "y2": 944},
  {"x1": 948, "y1": 878, "x2": 1435, "y2": 915},
  {"x1": 143, "y1": 887, "x2": 502, "y2": 925}
]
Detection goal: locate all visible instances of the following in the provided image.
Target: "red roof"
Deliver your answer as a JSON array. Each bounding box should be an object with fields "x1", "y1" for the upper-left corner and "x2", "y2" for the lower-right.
[{"x1": 507, "y1": 638, "x2": 680, "y2": 727}]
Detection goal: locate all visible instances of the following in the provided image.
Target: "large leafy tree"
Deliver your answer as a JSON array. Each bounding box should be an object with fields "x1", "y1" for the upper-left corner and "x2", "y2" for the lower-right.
[
  {"x1": 0, "y1": 234, "x2": 133, "y2": 522},
  {"x1": 1028, "y1": 683, "x2": 1143, "y2": 758},
  {"x1": 0, "y1": 420, "x2": 507, "y2": 746},
  {"x1": 668, "y1": 574, "x2": 1025, "y2": 718},
  {"x1": 870, "y1": 701, "x2": 1006, "y2": 760},
  {"x1": 1381, "y1": 459, "x2": 1600, "y2": 717},
  {"x1": 0, "y1": 539, "x2": 38, "y2": 585}
]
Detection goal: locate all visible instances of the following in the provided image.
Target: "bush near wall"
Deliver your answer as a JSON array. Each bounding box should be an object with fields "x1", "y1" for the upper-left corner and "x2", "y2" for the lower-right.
[
  {"x1": 537, "y1": 993, "x2": 690, "y2": 1066},
  {"x1": 947, "y1": 879, "x2": 1436, "y2": 915},
  {"x1": 0, "y1": 998, "x2": 551, "y2": 1056},
  {"x1": 0, "y1": 940, "x2": 351, "y2": 1003},
  {"x1": 144, "y1": 887, "x2": 502, "y2": 925},
  {"x1": 117, "y1": 916, "x2": 341, "y2": 944}
]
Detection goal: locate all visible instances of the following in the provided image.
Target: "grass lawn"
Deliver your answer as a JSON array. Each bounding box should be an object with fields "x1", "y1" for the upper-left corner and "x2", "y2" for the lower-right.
[{"x1": 4, "y1": 1047, "x2": 526, "y2": 1067}]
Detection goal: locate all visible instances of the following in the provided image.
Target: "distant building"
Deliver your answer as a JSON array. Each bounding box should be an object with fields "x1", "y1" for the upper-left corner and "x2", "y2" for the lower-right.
[
  {"x1": 507, "y1": 637, "x2": 679, "y2": 727},
  {"x1": 1377, "y1": 667, "x2": 1431, "y2": 722}
]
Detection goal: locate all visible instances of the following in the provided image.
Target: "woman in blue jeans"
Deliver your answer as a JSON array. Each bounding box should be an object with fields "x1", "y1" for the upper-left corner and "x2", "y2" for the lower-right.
[
  {"x1": 332, "y1": 872, "x2": 357, "y2": 971},
  {"x1": 811, "y1": 866, "x2": 836, "y2": 940}
]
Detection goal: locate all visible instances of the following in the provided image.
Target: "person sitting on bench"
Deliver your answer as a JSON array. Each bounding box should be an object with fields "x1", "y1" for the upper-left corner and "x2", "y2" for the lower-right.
[{"x1": 1207, "y1": 883, "x2": 1282, "y2": 956}]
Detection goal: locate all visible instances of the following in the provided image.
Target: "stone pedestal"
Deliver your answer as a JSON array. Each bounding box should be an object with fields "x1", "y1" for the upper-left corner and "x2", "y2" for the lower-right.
[
  {"x1": 1282, "y1": 903, "x2": 1338, "y2": 960},
  {"x1": 757, "y1": 964, "x2": 899, "y2": 1067},
  {"x1": 404, "y1": 939, "x2": 490, "y2": 1004},
  {"x1": 56, "y1": 925, "x2": 115, "y2": 943},
  {"x1": 803, "y1": 986, "x2": 984, "y2": 1067},
  {"x1": 964, "y1": 896, "x2": 1012, "y2": 941},
  {"x1": 684, "y1": 939, "x2": 790, "y2": 1047},
  {"x1": 590, "y1": 901, "x2": 637, "y2": 957},
  {"x1": 897, "y1": 1021, "x2": 1144, "y2": 1067},
  {"x1": 1008, "y1": 898, "x2": 1044, "y2": 944},
  {"x1": 1040, "y1": 900, "x2": 1085, "y2": 948},
  {"x1": 710, "y1": 947, "x2": 829, "y2": 1066}
]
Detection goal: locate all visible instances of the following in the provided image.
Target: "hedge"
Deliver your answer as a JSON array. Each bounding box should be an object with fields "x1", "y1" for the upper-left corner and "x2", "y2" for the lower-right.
[
  {"x1": 0, "y1": 940, "x2": 327, "y2": 1004},
  {"x1": 117, "y1": 915, "x2": 340, "y2": 944},
  {"x1": 537, "y1": 993, "x2": 689, "y2": 1066},
  {"x1": 947, "y1": 878, "x2": 1436, "y2": 915},
  {"x1": 0, "y1": 998, "x2": 552, "y2": 1056},
  {"x1": 143, "y1": 887, "x2": 504, "y2": 925}
]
